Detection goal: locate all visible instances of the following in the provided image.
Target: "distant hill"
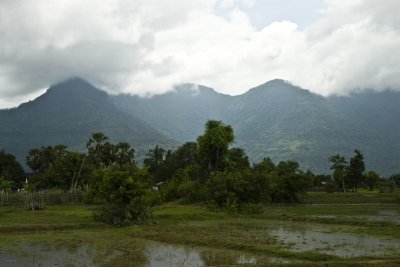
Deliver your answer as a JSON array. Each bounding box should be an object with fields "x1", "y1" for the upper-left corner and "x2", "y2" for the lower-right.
[
  {"x1": 0, "y1": 78, "x2": 399, "y2": 175},
  {"x1": 112, "y1": 84, "x2": 232, "y2": 141},
  {"x1": 327, "y1": 90, "x2": 400, "y2": 174},
  {"x1": 0, "y1": 78, "x2": 175, "y2": 167},
  {"x1": 226, "y1": 80, "x2": 397, "y2": 175},
  {"x1": 113, "y1": 79, "x2": 400, "y2": 175}
]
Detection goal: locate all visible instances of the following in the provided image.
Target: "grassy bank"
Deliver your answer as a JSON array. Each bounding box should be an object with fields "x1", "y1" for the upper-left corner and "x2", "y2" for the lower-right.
[
  {"x1": 305, "y1": 190, "x2": 400, "y2": 204},
  {"x1": 0, "y1": 191, "x2": 399, "y2": 266}
]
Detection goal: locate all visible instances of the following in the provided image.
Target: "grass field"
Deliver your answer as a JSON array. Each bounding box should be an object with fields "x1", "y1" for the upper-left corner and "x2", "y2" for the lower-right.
[{"x1": 0, "y1": 191, "x2": 399, "y2": 266}]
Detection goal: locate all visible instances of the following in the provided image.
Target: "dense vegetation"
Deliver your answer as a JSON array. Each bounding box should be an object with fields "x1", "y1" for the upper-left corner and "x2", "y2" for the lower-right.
[
  {"x1": 0, "y1": 150, "x2": 25, "y2": 191},
  {"x1": 1, "y1": 120, "x2": 399, "y2": 227},
  {"x1": 1, "y1": 78, "x2": 400, "y2": 176},
  {"x1": 0, "y1": 78, "x2": 175, "y2": 172}
]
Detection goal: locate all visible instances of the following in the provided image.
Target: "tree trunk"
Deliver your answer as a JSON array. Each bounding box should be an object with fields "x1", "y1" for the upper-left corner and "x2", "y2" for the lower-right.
[{"x1": 74, "y1": 154, "x2": 86, "y2": 189}]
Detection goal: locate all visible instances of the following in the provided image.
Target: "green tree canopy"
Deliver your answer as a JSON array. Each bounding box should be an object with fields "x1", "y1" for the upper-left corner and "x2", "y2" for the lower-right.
[
  {"x1": 329, "y1": 153, "x2": 348, "y2": 192},
  {"x1": 144, "y1": 145, "x2": 166, "y2": 169},
  {"x1": 91, "y1": 166, "x2": 151, "y2": 226},
  {"x1": 0, "y1": 150, "x2": 25, "y2": 190},
  {"x1": 197, "y1": 120, "x2": 234, "y2": 175},
  {"x1": 26, "y1": 145, "x2": 68, "y2": 173},
  {"x1": 226, "y1": 148, "x2": 250, "y2": 172},
  {"x1": 348, "y1": 149, "x2": 365, "y2": 191},
  {"x1": 87, "y1": 133, "x2": 135, "y2": 168},
  {"x1": 364, "y1": 171, "x2": 379, "y2": 191}
]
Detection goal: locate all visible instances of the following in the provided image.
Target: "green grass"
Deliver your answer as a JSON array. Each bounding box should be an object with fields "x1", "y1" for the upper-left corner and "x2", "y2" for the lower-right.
[
  {"x1": 0, "y1": 204, "x2": 101, "y2": 233},
  {"x1": 305, "y1": 190, "x2": 400, "y2": 204},
  {"x1": 0, "y1": 191, "x2": 399, "y2": 266}
]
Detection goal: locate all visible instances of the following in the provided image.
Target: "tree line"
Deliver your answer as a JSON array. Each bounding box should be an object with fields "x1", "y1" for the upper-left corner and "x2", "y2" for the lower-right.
[{"x1": 0, "y1": 120, "x2": 399, "y2": 226}]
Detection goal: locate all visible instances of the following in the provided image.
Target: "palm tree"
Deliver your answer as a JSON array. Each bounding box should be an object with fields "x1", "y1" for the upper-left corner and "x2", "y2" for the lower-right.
[
  {"x1": 144, "y1": 145, "x2": 165, "y2": 168},
  {"x1": 115, "y1": 142, "x2": 135, "y2": 166},
  {"x1": 86, "y1": 132, "x2": 108, "y2": 151}
]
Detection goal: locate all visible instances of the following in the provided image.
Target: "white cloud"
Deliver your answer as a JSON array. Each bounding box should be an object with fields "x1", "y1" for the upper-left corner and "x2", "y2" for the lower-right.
[
  {"x1": 0, "y1": 0, "x2": 400, "y2": 107},
  {"x1": 218, "y1": 0, "x2": 255, "y2": 9}
]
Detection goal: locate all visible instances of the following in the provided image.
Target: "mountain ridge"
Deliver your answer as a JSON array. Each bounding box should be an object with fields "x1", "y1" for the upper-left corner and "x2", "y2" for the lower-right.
[
  {"x1": 1, "y1": 78, "x2": 399, "y2": 175},
  {"x1": 0, "y1": 78, "x2": 176, "y2": 168}
]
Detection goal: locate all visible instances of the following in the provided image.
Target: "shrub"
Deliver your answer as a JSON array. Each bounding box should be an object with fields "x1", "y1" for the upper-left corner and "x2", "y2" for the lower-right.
[
  {"x1": 94, "y1": 202, "x2": 151, "y2": 227},
  {"x1": 325, "y1": 183, "x2": 336, "y2": 193},
  {"x1": 161, "y1": 167, "x2": 207, "y2": 203},
  {"x1": 206, "y1": 171, "x2": 270, "y2": 211},
  {"x1": 239, "y1": 203, "x2": 265, "y2": 215},
  {"x1": 177, "y1": 179, "x2": 205, "y2": 203},
  {"x1": 143, "y1": 190, "x2": 164, "y2": 206},
  {"x1": 90, "y1": 166, "x2": 152, "y2": 226}
]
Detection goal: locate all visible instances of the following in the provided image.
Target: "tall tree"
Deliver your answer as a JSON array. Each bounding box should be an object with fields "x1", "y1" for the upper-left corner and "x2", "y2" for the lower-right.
[
  {"x1": 364, "y1": 171, "x2": 379, "y2": 191},
  {"x1": 86, "y1": 132, "x2": 108, "y2": 151},
  {"x1": 226, "y1": 148, "x2": 250, "y2": 172},
  {"x1": 0, "y1": 150, "x2": 25, "y2": 190},
  {"x1": 253, "y1": 157, "x2": 275, "y2": 174},
  {"x1": 273, "y1": 160, "x2": 313, "y2": 202},
  {"x1": 348, "y1": 150, "x2": 365, "y2": 192},
  {"x1": 389, "y1": 173, "x2": 400, "y2": 189},
  {"x1": 197, "y1": 120, "x2": 234, "y2": 175},
  {"x1": 167, "y1": 142, "x2": 198, "y2": 170},
  {"x1": 26, "y1": 145, "x2": 68, "y2": 173},
  {"x1": 86, "y1": 132, "x2": 113, "y2": 167},
  {"x1": 329, "y1": 154, "x2": 348, "y2": 192},
  {"x1": 26, "y1": 144, "x2": 91, "y2": 190},
  {"x1": 144, "y1": 145, "x2": 166, "y2": 168},
  {"x1": 115, "y1": 142, "x2": 135, "y2": 166},
  {"x1": 143, "y1": 145, "x2": 167, "y2": 182}
]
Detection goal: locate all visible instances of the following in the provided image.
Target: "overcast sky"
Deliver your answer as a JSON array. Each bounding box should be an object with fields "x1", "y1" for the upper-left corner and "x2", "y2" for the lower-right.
[{"x1": 1, "y1": 0, "x2": 399, "y2": 108}]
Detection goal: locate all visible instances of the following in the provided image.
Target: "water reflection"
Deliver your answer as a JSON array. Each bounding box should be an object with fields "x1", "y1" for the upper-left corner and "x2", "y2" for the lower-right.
[
  {"x1": 313, "y1": 209, "x2": 400, "y2": 224},
  {"x1": 142, "y1": 242, "x2": 285, "y2": 266},
  {"x1": 0, "y1": 244, "x2": 96, "y2": 266},
  {"x1": 145, "y1": 243, "x2": 203, "y2": 267},
  {"x1": 0, "y1": 241, "x2": 276, "y2": 267},
  {"x1": 3, "y1": 221, "x2": 398, "y2": 266},
  {"x1": 269, "y1": 225, "x2": 400, "y2": 257}
]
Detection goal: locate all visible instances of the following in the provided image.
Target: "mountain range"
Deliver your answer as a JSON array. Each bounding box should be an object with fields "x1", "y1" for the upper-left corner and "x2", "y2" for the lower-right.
[{"x1": 0, "y1": 78, "x2": 399, "y2": 175}]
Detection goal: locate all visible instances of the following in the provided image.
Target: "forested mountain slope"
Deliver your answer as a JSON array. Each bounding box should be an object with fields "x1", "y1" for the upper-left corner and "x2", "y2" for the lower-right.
[
  {"x1": 0, "y1": 78, "x2": 175, "y2": 166},
  {"x1": 0, "y1": 78, "x2": 398, "y2": 175}
]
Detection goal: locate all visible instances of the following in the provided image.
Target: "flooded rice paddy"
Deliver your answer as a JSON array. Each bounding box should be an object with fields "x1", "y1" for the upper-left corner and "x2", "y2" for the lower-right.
[
  {"x1": 0, "y1": 244, "x2": 96, "y2": 267},
  {"x1": 312, "y1": 208, "x2": 400, "y2": 224},
  {"x1": 0, "y1": 205, "x2": 399, "y2": 266},
  {"x1": 269, "y1": 225, "x2": 400, "y2": 257},
  {"x1": 0, "y1": 241, "x2": 288, "y2": 267}
]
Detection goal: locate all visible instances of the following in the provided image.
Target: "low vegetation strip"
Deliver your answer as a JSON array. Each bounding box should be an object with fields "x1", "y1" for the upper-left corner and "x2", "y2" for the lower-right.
[
  {"x1": 0, "y1": 190, "x2": 84, "y2": 207},
  {"x1": 0, "y1": 223, "x2": 104, "y2": 233},
  {"x1": 305, "y1": 191, "x2": 400, "y2": 204}
]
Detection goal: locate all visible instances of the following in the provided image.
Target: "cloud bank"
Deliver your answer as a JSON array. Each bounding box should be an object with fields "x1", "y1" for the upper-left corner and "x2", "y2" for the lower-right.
[{"x1": 0, "y1": 0, "x2": 400, "y2": 107}]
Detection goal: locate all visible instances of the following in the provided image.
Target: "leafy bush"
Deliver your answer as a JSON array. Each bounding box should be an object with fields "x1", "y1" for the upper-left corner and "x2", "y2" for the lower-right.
[
  {"x1": 90, "y1": 166, "x2": 152, "y2": 226},
  {"x1": 143, "y1": 190, "x2": 164, "y2": 206},
  {"x1": 206, "y1": 171, "x2": 270, "y2": 211},
  {"x1": 161, "y1": 176, "x2": 182, "y2": 201},
  {"x1": 269, "y1": 161, "x2": 313, "y2": 203},
  {"x1": 325, "y1": 183, "x2": 336, "y2": 193},
  {"x1": 239, "y1": 203, "x2": 265, "y2": 214},
  {"x1": 93, "y1": 202, "x2": 151, "y2": 226},
  {"x1": 177, "y1": 179, "x2": 205, "y2": 203},
  {"x1": 161, "y1": 167, "x2": 206, "y2": 203}
]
